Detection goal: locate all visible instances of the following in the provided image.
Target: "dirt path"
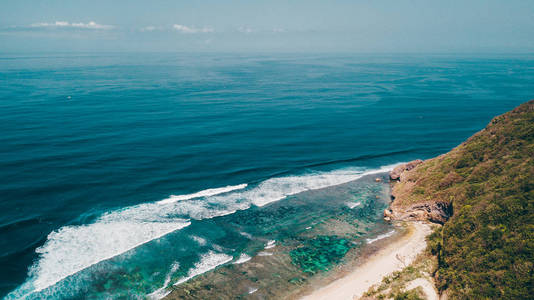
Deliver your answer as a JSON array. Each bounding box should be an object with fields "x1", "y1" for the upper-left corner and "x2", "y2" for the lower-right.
[{"x1": 405, "y1": 278, "x2": 439, "y2": 300}]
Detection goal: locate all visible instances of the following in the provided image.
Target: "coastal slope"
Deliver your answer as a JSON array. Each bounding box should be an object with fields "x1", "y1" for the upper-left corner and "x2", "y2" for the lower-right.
[{"x1": 387, "y1": 100, "x2": 534, "y2": 299}]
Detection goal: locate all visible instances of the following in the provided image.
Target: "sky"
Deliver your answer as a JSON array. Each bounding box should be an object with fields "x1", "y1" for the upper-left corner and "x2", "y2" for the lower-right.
[{"x1": 0, "y1": 0, "x2": 533, "y2": 53}]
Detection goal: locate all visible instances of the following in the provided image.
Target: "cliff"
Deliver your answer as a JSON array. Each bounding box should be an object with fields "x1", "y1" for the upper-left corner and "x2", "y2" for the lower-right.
[{"x1": 386, "y1": 100, "x2": 534, "y2": 299}]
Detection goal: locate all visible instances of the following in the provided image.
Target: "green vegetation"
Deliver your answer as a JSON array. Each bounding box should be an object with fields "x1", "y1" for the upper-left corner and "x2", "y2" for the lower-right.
[
  {"x1": 289, "y1": 235, "x2": 352, "y2": 274},
  {"x1": 363, "y1": 249, "x2": 436, "y2": 300},
  {"x1": 392, "y1": 290, "x2": 425, "y2": 300},
  {"x1": 393, "y1": 100, "x2": 534, "y2": 299}
]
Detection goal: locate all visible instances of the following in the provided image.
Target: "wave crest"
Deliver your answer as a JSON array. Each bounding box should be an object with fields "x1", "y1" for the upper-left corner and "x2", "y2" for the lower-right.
[{"x1": 9, "y1": 164, "x2": 400, "y2": 298}]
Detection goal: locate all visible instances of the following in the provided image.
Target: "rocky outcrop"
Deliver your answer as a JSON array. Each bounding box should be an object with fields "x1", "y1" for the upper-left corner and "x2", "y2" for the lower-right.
[
  {"x1": 382, "y1": 101, "x2": 534, "y2": 299},
  {"x1": 389, "y1": 160, "x2": 423, "y2": 181},
  {"x1": 386, "y1": 159, "x2": 452, "y2": 224},
  {"x1": 384, "y1": 201, "x2": 453, "y2": 224}
]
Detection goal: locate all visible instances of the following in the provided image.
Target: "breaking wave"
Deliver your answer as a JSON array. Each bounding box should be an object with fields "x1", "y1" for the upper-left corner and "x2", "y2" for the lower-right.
[
  {"x1": 148, "y1": 262, "x2": 180, "y2": 299},
  {"x1": 8, "y1": 164, "x2": 400, "y2": 299},
  {"x1": 233, "y1": 253, "x2": 252, "y2": 264},
  {"x1": 173, "y1": 251, "x2": 233, "y2": 286},
  {"x1": 157, "y1": 184, "x2": 248, "y2": 204},
  {"x1": 366, "y1": 230, "x2": 396, "y2": 244}
]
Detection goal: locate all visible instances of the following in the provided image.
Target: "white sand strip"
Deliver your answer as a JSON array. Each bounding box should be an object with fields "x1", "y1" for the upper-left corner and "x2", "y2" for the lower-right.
[{"x1": 300, "y1": 222, "x2": 432, "y2": 300}]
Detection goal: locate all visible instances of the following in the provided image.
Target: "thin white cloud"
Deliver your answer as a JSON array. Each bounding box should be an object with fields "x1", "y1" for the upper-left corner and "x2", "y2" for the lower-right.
[
  {"x1": 137, "y1": 25, "x2": 286, "y2": 34},
  {"x1": 237, "y1": 26, "x2": 254, "y2": 34},
  {"x1": 172, "y1": 24, "x2": 214, "y2": 34},
  {"x1": 30, "y1": 21, "x2": 113, "y2": 30},
  {"x1": 235, "y1": 26, "x2": 287, "y2": 34},
  {"x1": 140, "y1": 26, "x2": 160, "y2": 32}
]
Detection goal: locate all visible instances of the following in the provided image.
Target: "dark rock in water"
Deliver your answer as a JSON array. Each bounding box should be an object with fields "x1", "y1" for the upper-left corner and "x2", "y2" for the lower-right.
[
  {"x1": 389, "y1": 160, "x2": 423, "y2": 181},
  {"x1": 383, "y1": 208, "x2": 393, "y2": 221}
]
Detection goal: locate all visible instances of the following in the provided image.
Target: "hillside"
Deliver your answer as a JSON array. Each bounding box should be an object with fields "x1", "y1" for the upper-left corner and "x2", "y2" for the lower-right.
[{"x1": 387, "y1": 100, "x2": 534, "y2": 299}]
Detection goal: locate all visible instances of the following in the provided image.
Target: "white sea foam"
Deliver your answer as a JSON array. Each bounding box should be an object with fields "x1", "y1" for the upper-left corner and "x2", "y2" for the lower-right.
[
  {"x1": 30, "y1": 218, "x2": 190, "y2": 293},
  {"x1": 212, "y1": 244, "x2": 225, "y2": 252},
  {"x1": 12, "y1": 164, "x2": 400, "y2": 298},
  {"x1": 157, "y1": 184, "x2": 248, "y2": 204},
  {"x1": 257, "y1": 251, "x2": 273, "y2": 256},
  {"x1": 346, "y1": 201, "x2": 361, "y2": 209},
  {"x1": 148, "y1": 262, "x2": 180, "y2": 299},
  {"x1": 249, "y1": 164, "x2": 398, "y2": 207},
  {"x1": 173, "y1": 251, "x2": 232, "y2": 286},
  {"x1": 264, "y1": 240, "x2": 276, "y2": 249},
  {"x1": 239, "y1": 231, "x2": 253, "y2": 239},
  {"x1": 233, "y1": 253, "x2": 252, "y2": 264},
  {"x1": 191, "y1": 235, "x2": 207, "y2": 246},
  {"x1": 366, "y1": 230, "x2": 395, "y2": 244}
]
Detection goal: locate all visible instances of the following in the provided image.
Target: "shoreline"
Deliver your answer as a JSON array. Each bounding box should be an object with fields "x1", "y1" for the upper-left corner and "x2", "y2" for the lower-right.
[
  {"x1": 162, "y1": 173, "x2": 395, "y2": 300},
  {"x1": 299, "y1": 221, "x2": 432, "y2": 300}
]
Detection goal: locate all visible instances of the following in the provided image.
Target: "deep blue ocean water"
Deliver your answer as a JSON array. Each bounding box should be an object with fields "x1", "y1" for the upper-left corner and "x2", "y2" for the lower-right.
[{"x1": 0, "y1": 53, "x2": 533, "y2": 299}]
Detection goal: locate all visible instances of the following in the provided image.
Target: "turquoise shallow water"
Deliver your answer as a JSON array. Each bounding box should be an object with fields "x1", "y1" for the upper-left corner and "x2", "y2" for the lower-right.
[{"x1": 0, "y1": 53, "x2": 533, "y2": 299}]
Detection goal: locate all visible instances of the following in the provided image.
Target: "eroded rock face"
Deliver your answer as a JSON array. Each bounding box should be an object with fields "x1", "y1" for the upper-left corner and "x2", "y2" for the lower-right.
[
  {"x1": 389, "y1": 160, "x2": 423, "y2": 181},
  {"x1": 384, "y1": 201, "x2": 453, "y2": 224},
  {"x1": 386, "y1": 159, "x2": 452, "y2": 224}
]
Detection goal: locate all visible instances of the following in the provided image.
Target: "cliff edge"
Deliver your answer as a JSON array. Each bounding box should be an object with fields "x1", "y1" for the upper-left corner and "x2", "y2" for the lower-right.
[{"x1": 384, "y1": 100, "x2": 534, "y2": 299}]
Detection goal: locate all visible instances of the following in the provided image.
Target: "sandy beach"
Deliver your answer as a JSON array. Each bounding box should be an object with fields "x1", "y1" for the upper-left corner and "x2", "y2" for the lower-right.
[{"x1": 300, "y1": 222, "x2": 432, "y2": 300}]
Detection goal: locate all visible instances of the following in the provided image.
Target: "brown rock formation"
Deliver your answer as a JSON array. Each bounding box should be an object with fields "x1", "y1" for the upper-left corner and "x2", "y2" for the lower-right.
[
  {"x1": 384, "y1": 201, "x2": 452, "y2": 224},
  {"x1": 386, "y1": 160, "x2": 454, "y2": 224},
  {"x1": 389, "y1": 160, "x2": 423, "y2": 181}
]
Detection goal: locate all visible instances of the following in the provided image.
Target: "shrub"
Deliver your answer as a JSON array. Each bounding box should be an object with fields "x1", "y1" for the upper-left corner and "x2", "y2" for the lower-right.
[{"x1": 393, "y1": 100, "x2": 534, "y2": 299}]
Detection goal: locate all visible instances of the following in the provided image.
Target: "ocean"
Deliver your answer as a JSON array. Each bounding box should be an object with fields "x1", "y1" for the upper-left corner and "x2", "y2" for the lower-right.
[{"x1": 0, "y1": 53, "x2": 533, "y2": 299}]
